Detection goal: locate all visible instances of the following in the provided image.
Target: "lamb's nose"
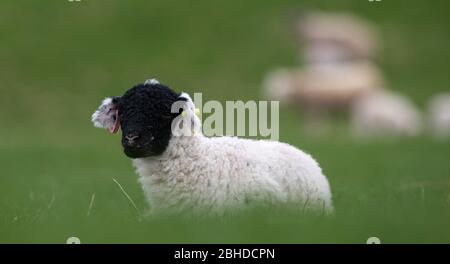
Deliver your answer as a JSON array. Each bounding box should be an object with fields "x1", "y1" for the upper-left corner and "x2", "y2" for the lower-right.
[{"x1": 125, "y1": 134, "x2": 139, "y2": 144}]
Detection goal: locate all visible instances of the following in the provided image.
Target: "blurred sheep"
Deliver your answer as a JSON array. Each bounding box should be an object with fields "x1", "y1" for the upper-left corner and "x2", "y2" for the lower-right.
[
  {"x1": 297, "y1": 11, "x2": 379, "y2": 64},
  {"x1": 428, "y1": 93, "x2": 450, "y2": 139},
  {"x1": 350, "y1": 90, "x2": 423, "y2": 138},
  {"x1": 263, "y1": 10, "x2": 426, "y2": 139},
  {"x1": 264, "y1": 62, "x2": 384, "y2": 110},
  {"x1": 264, "y1": 11, "x2": 383, "y2": 111}
]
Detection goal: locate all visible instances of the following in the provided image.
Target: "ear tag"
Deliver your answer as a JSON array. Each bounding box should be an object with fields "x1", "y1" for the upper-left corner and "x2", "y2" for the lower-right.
[
  {"x1": 194, "y1": 108, "x2": 201, "y2": 117},
  {"x1": 181, "y1": 108, "x2": 200, "y2": 117}
]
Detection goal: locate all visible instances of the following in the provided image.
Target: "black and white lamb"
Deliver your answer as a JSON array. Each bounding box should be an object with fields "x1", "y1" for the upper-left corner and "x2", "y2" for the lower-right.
[{"x1": 92, "y1": 79, "x2": 333, "y2": 215}]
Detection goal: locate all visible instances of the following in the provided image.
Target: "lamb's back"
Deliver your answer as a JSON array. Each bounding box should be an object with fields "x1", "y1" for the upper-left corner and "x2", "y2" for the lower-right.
[{"x1": 204, "y1": 136, "x2": 332, "y2": 209}]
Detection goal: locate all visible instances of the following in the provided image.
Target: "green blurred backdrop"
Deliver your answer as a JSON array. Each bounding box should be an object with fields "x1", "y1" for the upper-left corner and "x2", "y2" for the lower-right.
[{"x1": 0, "y1": 0, "x2": 449, "y2": 243}]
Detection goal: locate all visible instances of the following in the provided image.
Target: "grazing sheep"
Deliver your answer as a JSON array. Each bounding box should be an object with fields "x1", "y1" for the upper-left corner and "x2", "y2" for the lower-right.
[
  {"x1": 263, "y1": 62, "x2": 383, "y2": 110},
  {"x1": 428, "y1": 93, "x2": 450, "y2": 139},
  {"x1": 264, "y1": 10, "x2": 384, "y2": 113},
  {"x1": 350, "y1": 90, "x2": 423, "y2": 138},
  {"x1": 92, "y1": 79, "x2": 333, "y2": 216},
  {"x1": 297, "y1": 11, "x2": 379, "y2": 63}
]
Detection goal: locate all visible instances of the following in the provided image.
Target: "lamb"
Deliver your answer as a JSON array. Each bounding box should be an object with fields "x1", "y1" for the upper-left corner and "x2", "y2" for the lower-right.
[{"x1": 92, "y1": 79, "x2": 333, "y2": 216}]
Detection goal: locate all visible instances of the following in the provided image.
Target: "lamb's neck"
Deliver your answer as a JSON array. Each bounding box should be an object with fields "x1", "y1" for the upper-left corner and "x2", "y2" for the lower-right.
[
  {"x1": 133, "y1": 135, "x2": 207, "y2": 176},
  {"x1": 165, "y1": 134, "x2": 206, "y2": 159}
]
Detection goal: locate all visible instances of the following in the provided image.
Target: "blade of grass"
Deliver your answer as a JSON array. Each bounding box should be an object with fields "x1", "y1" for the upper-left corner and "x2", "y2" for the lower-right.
[
  {"x1": 112, "y1": 178, "x2": 142, "y2": 221},
  {"x1": 32, "y1": 194, "x2": 56, "y2": 223},
  {"x1": 86, "y1": 193, "x2": 95, "y2": 217}
]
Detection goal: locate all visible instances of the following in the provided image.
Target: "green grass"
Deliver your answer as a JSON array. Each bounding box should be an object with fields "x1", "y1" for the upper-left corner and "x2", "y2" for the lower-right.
[{"x1": 0, "y1": 0, "x2": 449, "y2": 243}]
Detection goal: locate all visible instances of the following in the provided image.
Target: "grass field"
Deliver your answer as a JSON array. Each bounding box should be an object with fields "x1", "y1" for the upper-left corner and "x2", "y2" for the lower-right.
[{"x1": 1, "y1": 0, "x2": 449, "y2": 243}]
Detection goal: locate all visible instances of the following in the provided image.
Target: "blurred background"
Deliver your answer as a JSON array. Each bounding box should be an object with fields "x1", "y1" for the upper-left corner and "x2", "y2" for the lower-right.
[{"x1": 0, "y1": 0, "x2": 449, "y2": 243}]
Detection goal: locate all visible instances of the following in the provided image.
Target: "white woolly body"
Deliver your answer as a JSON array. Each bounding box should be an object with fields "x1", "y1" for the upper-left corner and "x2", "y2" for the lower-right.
[
  {"x1": 133, "y1": 134, "x2": 333, "y2": 216},
  {"x1": 92, "y1": 86, "x2": 333, "y2": 216}
]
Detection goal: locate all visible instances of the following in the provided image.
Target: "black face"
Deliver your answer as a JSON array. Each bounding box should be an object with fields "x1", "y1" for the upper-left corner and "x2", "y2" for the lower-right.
[{"x1": 116, "y1": 83, "x2": 183, "y2": 158}]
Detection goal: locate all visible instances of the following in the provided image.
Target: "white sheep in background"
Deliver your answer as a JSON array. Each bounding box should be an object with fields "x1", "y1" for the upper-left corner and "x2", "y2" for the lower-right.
[
  {"x1": 92, "y1": 80, "x2": 334, "y2": 216},
  {"x1": 350, "y1": 90, "x2": 423, "y2": 138},
  {"x1": 428, "y1": 93, "x2": 450, "y2": 139},
  {"x1": 297, "y1": 11, "x2": 379, "y2": 63},
  {"x1": 263, "y1": 62, "x2": 383, "y2": 110}
]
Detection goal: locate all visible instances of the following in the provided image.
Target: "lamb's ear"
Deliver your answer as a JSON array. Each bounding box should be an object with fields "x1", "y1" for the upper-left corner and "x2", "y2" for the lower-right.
[
  {"x1": 91, "y1": 97, "x2": 121, "y2": 134},
  {"x1": 171, "y1": 92, "x2": 201, "y2": 136}
]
